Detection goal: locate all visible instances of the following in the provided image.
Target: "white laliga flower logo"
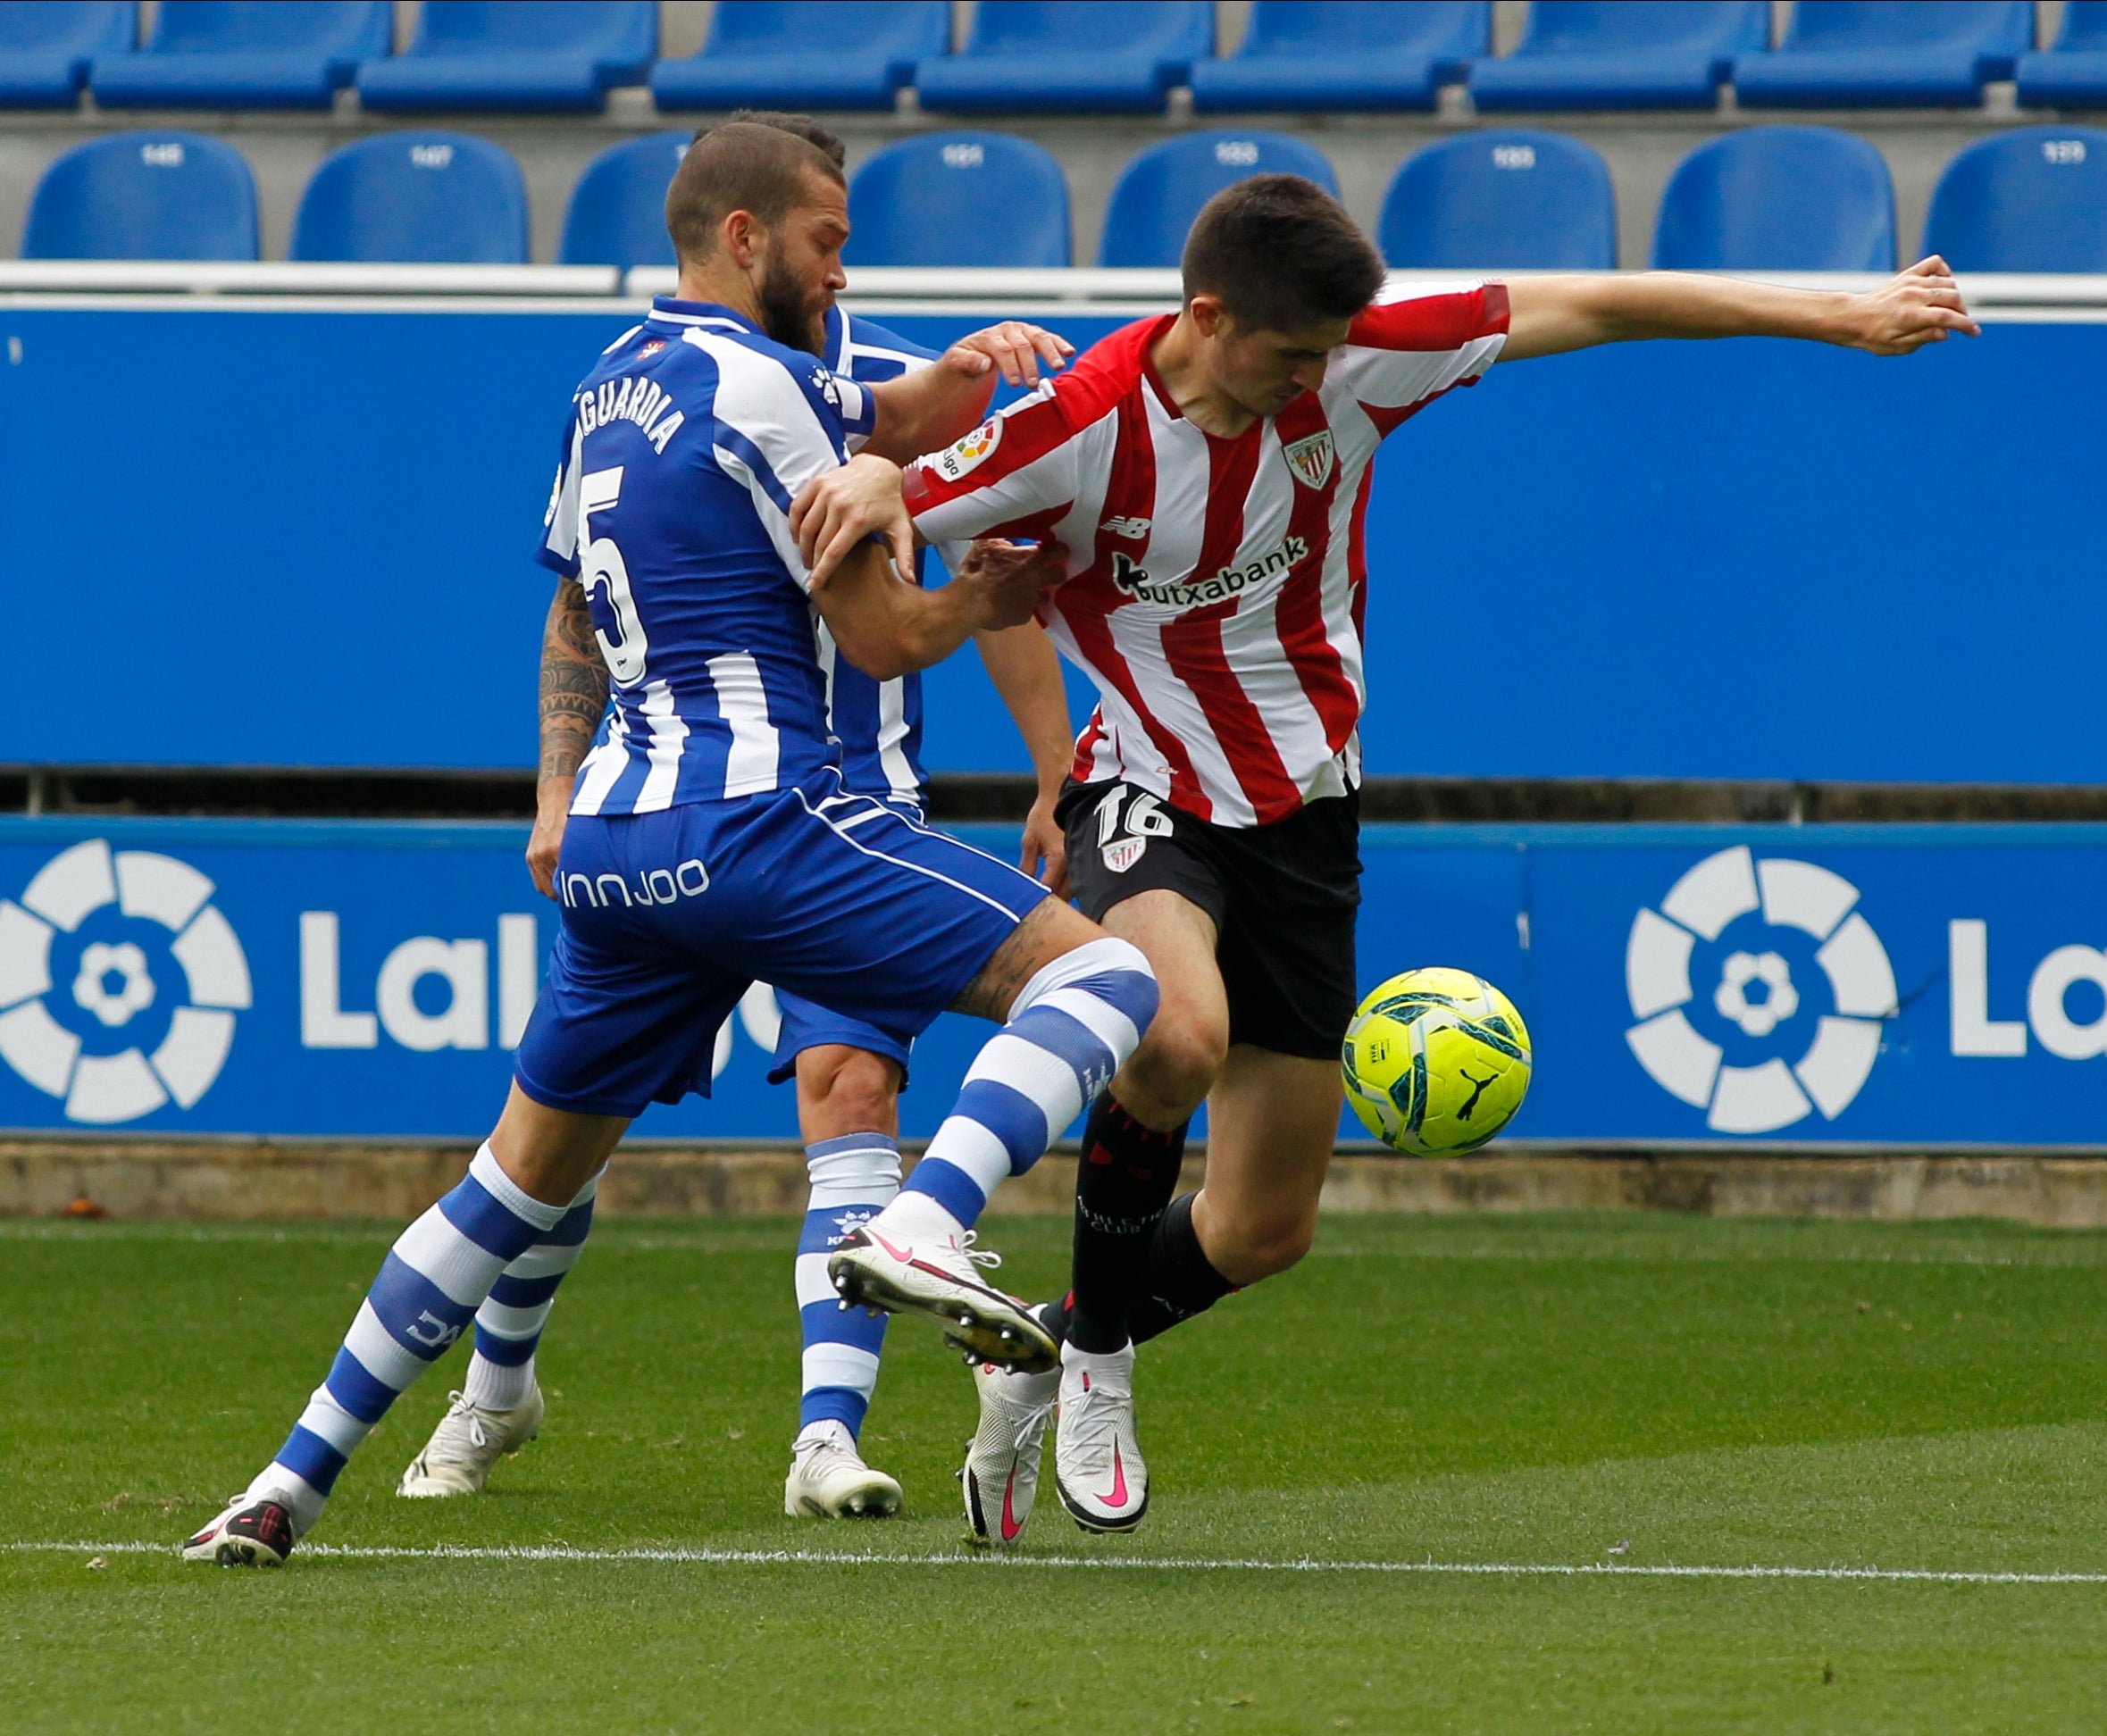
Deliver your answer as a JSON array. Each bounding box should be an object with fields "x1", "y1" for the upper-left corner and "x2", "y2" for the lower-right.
[
  {"x1": 1626, "y1": 846, "x2": 1897, "y2": 1134},
  {"x1": 1714, "y1": 951, "x2": 1797, "y2": 1038},
  {"x1": 0, "y1": 839, "x2": 251, "y2": 1124},
  {"x1": 74, "y1": 942, "x2": 155, "y2": 1028}
]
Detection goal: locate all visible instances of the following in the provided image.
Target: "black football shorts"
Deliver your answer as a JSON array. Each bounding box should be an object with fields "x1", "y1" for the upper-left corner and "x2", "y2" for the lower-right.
[{"x1": 1057, "y1": 779, "x2": 1361, "y2": 1061}]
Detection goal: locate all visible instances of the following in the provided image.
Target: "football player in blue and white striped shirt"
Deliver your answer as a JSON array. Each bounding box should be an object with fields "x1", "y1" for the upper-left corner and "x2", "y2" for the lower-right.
[
  {"x1": 186, "y1": 121, "x2": 1153, "y2": 1566},
  {"x1": 392, "y1": 117, "x2": 1080, "y2": 1523}
]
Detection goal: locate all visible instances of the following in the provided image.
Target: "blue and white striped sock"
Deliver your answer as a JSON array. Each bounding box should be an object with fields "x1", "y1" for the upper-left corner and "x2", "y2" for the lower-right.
[
  {"x1": 252, "y1": 1144, "x2": 568, "y2": 1532},
  {"x1": 884, "y1": 937, "x2": 1158, "y2": 1238},
  {"x1": 794, "y1": 1134, "x2": 902, "y2": 1440},
  {"x1": 461, "y1": 1168, "x2": 601, "y2": 1413}
]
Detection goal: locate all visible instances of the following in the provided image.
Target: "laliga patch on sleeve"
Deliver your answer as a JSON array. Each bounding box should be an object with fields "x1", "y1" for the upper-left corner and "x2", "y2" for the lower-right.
[{"x1": 934, "y1": 417, "x2": 1002, "y2": 482}]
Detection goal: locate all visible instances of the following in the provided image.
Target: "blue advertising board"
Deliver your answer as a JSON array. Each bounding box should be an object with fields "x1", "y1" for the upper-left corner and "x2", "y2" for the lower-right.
[
  {"x1": 0, "y1": 303, "x2": 2102, "y2": 784},
  {"x1": 4, "y1": 814, "x2": 2105, "y2": 1148}
]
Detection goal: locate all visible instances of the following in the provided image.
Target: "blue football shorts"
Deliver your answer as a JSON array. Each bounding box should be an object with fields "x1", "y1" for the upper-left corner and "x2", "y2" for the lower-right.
[
  {"x1": 514, "y1": 775, "x2": 1049, "y2": 1119},
  {"x1": 766, "y1": 990, "x2": 912, "y2": 1087},
  {"x1": 766, "y1": 794, "x2": 926, "y2": 1087}
]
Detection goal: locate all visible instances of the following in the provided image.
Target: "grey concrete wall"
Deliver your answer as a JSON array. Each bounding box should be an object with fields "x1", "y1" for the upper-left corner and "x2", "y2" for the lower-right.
[{"x1": 14, "y1": 1139, "x2": 2107, "y2": 1227}]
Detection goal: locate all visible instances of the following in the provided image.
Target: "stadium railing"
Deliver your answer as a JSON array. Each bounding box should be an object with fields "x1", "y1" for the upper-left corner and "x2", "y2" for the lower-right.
[{"x1": 2, "y1": 263, "x2": 2103, "y2": 311}]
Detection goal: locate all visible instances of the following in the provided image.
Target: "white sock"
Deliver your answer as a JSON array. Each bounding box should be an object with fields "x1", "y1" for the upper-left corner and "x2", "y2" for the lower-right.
[
  {"x1": 869, "y1": 1189, "x2": 966, "y2": 1248},
  {"x1": 464, "y1": 1351, "x2": 537, "y2": 1412},
  {"x1": 247, "y1": 1467, "x2": 327, "y2": 1538},
  {"x1": 793, "y1": 1418, "x2": 855, "y2": 1456}
]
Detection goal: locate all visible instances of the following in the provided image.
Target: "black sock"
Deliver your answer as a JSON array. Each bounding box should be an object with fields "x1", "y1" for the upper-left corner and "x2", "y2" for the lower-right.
[
  {"x1": 1044, "y1": 1189, "x2": 1238, "y2": 1352},
  {"x1": 1127, "y1": 1191, "x2": 1237, "y2": 1347},
  {"x1": 1061, "y1": 1094, "x2": 1187, "y2": 1354}
]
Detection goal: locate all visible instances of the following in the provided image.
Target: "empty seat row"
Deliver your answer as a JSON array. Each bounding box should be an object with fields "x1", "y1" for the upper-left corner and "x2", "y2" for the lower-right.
[
  {"x1": 24, "y1": 121, "x2": 2107, "y2": 276},
  {"x1": 4, "y1": 3, "x2": 2106, "y2": 116},
  {"x1": 0, "y1": 1, "x2": 654, "y2": 113}
]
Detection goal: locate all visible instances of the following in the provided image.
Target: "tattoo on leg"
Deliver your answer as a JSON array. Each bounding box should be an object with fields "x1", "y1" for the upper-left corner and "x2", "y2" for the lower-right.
[{"x1": 950, "y1": 903, "x2": 1069, "y2": 1022}]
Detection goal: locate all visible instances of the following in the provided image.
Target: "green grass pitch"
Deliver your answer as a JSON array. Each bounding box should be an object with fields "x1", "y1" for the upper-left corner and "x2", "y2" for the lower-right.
[{"x1": 4, "y1": 1211, "x2": 2106, "y2": 1733}]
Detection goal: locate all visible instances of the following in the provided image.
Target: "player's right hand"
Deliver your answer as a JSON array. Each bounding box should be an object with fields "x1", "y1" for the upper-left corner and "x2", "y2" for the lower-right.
[
  {"x1": 527, "y1": 779, "x2": 571, "y2": 899},
  {"x1": 791, "y1": 454, "x2": 916, "y2": 590},
  {"x1": 954, "y1": 538, "x2": 1066, "y2": 631},
  {"x1": 1840, "y1": 255, "x2": 1979, "y2": 355}
]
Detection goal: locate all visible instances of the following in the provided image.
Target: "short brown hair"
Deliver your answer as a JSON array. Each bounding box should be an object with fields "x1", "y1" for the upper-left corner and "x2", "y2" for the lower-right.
[
  {"x1": 665, "y1": 120, "x2": 844, "y2": 266},
  {"x1": 1181, "y1": 174, "x2": 1385, "y2": 333},
  {"x1": 702, "y1": 110, "x2": 847, "y2": 171}
]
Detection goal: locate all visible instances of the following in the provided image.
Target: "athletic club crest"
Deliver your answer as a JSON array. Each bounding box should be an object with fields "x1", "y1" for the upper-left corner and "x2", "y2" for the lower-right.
[
  {"x1": 1102, "y1": 837, "x2": 1149, "y2": 874},
  {"x1": 1281, "y1": 430, "x2": 1335, "y2": 489}
]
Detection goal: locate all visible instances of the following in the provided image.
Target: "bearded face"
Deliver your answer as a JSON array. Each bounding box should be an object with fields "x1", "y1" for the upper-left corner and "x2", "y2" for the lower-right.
[{"x1": 758, "y1": 245, "x2": 828, "y2": 357}]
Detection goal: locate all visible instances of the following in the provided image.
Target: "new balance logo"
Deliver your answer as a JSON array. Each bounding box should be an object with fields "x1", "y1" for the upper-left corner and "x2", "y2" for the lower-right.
[{"x1": 1101, "y1": 516, "x2": 1150, "y2": 539}]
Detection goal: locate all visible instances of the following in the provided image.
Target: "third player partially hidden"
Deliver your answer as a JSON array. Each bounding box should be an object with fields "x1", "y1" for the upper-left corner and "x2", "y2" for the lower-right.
[{"x1": 794, "y1": 173, "x2": 1975, "y2": 1541}]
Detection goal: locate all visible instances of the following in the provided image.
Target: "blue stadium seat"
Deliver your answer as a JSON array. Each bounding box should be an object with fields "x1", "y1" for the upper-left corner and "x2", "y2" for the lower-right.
[
  {"x1": 913, "y1": 1, "x2": 1214, "y2": 114},
  {"x1": 1470, "y1": 1, "x2": 1768, "y2": 112},
  {"x1": 1652, "y1": 127, "x2": 1894, "y2": 271},
  {"x1": 1098, "y1": 132, "x2": 1339, "y2": 267},
  {"x1": 22, "y1": 130, "x2": 257, "y2": 259},
  {"x1": 1379, "y1": 130, "x2": 1615, "y2": 269},
  {"x1": 1923, "y1": 126, "x2": 2107, "y2": 272},
  {"x1": 559, "y1": 131, "x2": 689, "y2": 269},
  {"x1": 90, "y1": 3, "x2": 391, "y2": 112},
  {"x1": 356, "y1": 0, "x2": 655, "y2": 113},
  {"x1": 2017, "y1": 1, "x2": 2107, "y2": 109},
  {"x1": 651, "y1": 1, "x2": 949, "y2": 113},
  {"x1": 1189, "y1": 2, "x2": 1487, "y2": 114},
  {"x1": 844, "y1": 132, "x2": 1069, "y2": 267},
  {"x1": 0, "y1": 2, "x2": 131, "y2": 109},
  {"x1": 1734, "y1": 2, "x2": 2034, "y2": 109},
  {"x1": 291, "y1": 132, "x2": 528, "y2": 262}
]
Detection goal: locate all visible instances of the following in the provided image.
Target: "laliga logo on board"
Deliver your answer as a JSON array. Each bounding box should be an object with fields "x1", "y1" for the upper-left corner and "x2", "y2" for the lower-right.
[
  {"x1": 1625, "y1": 846, "x2": 1897, "y2": 1134},
  {"x1": 0, "y1": 839, "x2": 251, "y2": 1125}
]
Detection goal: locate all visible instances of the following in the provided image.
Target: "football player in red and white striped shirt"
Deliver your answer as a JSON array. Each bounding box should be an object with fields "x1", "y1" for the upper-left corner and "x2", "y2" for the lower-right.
[{"x1": 796, "y1": 174, "x2": 1974, "y2": 1539}]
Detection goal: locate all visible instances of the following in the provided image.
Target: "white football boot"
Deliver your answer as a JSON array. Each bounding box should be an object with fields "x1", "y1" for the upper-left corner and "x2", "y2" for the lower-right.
[
  {"x1": 960, "y1": 1357, "x2": 1059, "y2": 1547},
  {"x1": 1052, "y1": 1341, "x2": 1149, "y2": 1533},
  {"x1": 783, "y1": 1422, "x2": 904, "y2": 1518},
  {"x1": 397, "y1": 1388, "x2": 546, "y2": 1498},
  {"x1": 181, "y1": 1491, "x2": 300, "y2": 1566},
  {"x1": 827, "y1": 1227, "x2": 1058, "y2": 1373}
]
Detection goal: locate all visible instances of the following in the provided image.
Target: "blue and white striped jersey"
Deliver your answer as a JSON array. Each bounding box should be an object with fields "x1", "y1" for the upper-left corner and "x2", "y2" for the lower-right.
[
  {"x1": 817, "y1": 305, "x2": 940, "y2": 810},
  {"x1": 537, "y1": 296, "x2": 875, "y2": 817}
]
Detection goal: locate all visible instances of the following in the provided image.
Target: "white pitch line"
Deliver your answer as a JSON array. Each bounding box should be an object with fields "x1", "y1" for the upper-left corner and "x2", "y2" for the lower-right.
[{"x1": 8, "y1": 1540, "x2": 2107, "y2": 1585}]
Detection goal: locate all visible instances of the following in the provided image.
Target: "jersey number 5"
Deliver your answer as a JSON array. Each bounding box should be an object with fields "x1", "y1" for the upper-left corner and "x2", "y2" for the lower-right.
[{"x1": 580, "y1": 466, "x2": 649, "y2": 689}]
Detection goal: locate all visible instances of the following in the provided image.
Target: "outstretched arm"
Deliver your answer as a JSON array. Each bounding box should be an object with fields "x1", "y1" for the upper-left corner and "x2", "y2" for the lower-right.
[
  {"x1": 1501, "y1": 256, "x2": 1979, "y2": 363},
  {"x1": 862, "y1": 321, "x2": 1074, "y2": 462},
  {"x1": 530, "y1": 577, "x2": 609, "y2": 898},
  {"x1": 972, "y1": 598, "x2": 1074, "y2": 897}
]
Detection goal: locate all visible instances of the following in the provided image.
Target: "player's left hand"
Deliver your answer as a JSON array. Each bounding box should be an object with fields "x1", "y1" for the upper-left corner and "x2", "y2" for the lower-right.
[
  {"x1": 792, "y1": 454, "x2": 916, "y2": 589},
  {"x1": 1838, "y1": 256, "x2": 1980, "y2": 355},
  {"x1": 945, "y1": 321, "x2": 1075, "y2": 389},
  {"x1": 953, "y1": 537, "x2": 1066, "y2": 630},
  {"x1": 1020, "y1": 790, "x2": 1070, "y2": 898}
]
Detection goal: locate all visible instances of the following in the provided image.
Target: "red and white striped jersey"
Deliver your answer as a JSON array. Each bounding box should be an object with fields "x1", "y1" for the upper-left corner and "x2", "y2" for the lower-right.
[{"x1": 907, "y1": 280, "x2": 1509, "y2": 828}]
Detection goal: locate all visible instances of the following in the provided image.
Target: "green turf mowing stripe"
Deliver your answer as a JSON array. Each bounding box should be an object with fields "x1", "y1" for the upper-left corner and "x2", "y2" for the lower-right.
[{"x1": 13, "y1": 1540, "x2": 2107, "y2": 1585}]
